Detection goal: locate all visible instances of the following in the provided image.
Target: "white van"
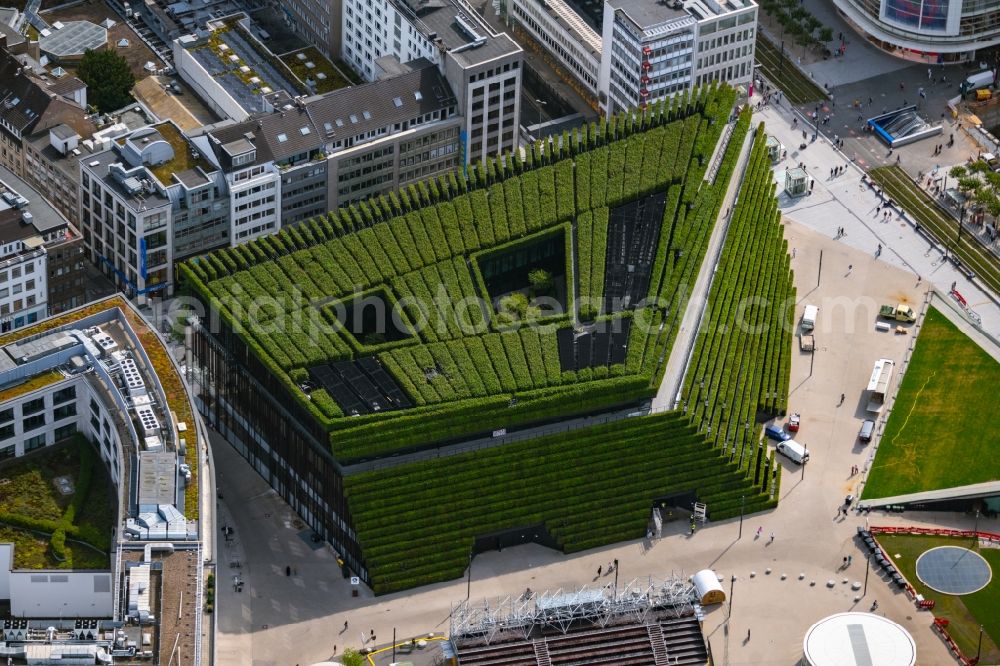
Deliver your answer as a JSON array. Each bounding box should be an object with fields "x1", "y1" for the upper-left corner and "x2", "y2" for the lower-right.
[
  {"x1": 777, "y1": 439, "x2": 810, "y2": 464},
  {"x1": 801, "y1": 304, "x2": 818, "y2": 332},
  {"x1": 963, "y1": 70, "x2": 995, "y2": 93}
]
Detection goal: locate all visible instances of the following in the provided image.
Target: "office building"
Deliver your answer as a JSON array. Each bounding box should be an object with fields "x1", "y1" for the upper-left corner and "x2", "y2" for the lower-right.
[
  {"x1": 509, "y1": 0, "x2": 603, "y2": 94},
  {"x1": 79, "y1": 121, "x2": 231, "y2": 301},
  {"x1": 338, "y1": 0, "x2": 523, "y2": 164},
  {"x1": 193, "y1": 58, "x2": 461, "y2": 221},
  {"x1": 600, "y1": 0, "x2": 755, "y2": 115},
  {"x1": 0, "y1": 295, "x2": 207, "y2": 664}
]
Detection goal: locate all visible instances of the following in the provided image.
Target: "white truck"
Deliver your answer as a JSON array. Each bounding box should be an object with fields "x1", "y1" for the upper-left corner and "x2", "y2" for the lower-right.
[
  {"x1": 866, "y1": 358, "x2": 894, "y2": 414},
  {"x1": 801, "y1": 304, "x2": 818, "y2": 332},
  {"x1": 962, "y1": 70, "x2": 995, "y2": 95}
]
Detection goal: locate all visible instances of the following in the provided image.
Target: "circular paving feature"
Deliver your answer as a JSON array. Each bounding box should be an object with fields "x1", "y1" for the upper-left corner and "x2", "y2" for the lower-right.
[{"x1": 916, "y1": 546, "x2": 992, "y2": 595}]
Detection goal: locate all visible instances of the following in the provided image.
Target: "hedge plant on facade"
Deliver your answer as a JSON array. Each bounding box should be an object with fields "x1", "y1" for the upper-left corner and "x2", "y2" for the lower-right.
[
  {"x1": 180, "y1": 84, "x2": 749, "y2": 460},
  {"x1": 346, "y1": 411, "x2": 777, "y2": 594},
  {"x1": 682, "y1": 124, "x2": 795, "y2": 491}
]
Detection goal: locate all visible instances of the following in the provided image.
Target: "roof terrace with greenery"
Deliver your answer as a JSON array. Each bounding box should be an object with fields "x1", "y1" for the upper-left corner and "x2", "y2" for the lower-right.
[{"x1": 179, "y1": 85, "x2": 801, "y2": 592}]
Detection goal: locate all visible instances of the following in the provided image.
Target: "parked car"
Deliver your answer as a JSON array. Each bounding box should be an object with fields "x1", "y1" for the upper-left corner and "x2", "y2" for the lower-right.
[
  {"x1": 777, "y1": 440, "x2": 810, "y2": 464},
  {"x1": 859, "y1": 419, "x2": 875, "y2": 442},
  {"x1": 788, "y1": 412, "x2": 800, "y2": 432},
  {"x1": 764, "y1": 424, "x2": 791, "y2": 441}
]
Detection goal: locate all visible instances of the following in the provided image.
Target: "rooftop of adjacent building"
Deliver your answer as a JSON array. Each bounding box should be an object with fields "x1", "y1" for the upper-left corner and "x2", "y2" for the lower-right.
[
  {"x1": 534, "y1": 0, "x2": 603, "y2": 57},
  {"x1": 177, "y1": 13, "x2": 306, "y2": 116},
  {"x1": 605, "y1": 0, "x2": 754, "y2": 30},
  {"x1": 204, "y1": 58, "x2": 457, "y2": 167},
  {"x1": 83, "y1": 120, "x2": 218, "y2": 210},
  {"x1": 0, "y1": 164, "x2": 75, "y2": 236},
  {"x1": 391, "y1": 0, "x2": 522, "y2": 67},
  {"x1": 0, "y1": 296, "x2": 197, "y2": 525},
  {"x1": 0, "y1": 41, "x2": 90, "y2": 138}
]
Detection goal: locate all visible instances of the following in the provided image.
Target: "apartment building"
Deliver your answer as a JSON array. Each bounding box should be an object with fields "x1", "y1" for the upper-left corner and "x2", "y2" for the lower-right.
[
  {"x1": 339, "y1": 0, "x2": 523, "y2": 164},
  {"x1": 192, "y1": 58, "x2": 461, "y2": 221},
  {"x1": 0, "y1": 41, "x2": 91, "y2": 181},
  {"x1": 0, "y1": 168, "x2": 85, "y2": 329},
  {"x1": 79, "y1": 121, "x2": 231, "y2": 301},
  {"x1": 0, "y1": 212, "x2": 47, "y2": 332}
]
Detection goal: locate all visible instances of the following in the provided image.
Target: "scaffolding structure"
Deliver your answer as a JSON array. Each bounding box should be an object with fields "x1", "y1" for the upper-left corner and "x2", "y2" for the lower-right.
[{"x1": 451, "y1": 573, "x2": 697, "y2": 645}]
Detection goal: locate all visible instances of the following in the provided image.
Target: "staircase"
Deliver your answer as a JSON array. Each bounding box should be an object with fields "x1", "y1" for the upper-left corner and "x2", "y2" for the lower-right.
[
  {"x1": 646, "y1": 623, "x2": 670, "y2": 665},
  {"x1": 661, "y1": 616, "x2": 710, "y2": 665},
  {"x1": 533, "y1": 638, "x2": 552, "y2": 666}
]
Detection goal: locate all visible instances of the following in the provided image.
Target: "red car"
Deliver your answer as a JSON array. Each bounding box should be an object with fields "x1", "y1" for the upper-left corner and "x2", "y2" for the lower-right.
[{"x1": 788, "y1": 412, "x2": 801, "y2": 432}]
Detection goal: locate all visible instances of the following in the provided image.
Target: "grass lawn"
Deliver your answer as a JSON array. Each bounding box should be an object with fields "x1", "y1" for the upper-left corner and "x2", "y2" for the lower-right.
[
  {"x1": 877, "y1": 534, "x2": 1000, "y2": 663},
  {"x1": 0, "y1": 438, "x2": 113, "y2": 569},
  {"x1": 863, "y1": 306, "x2": 1000, "y2": 499},
  {"x1": 754, "y1": 34, "x2": 827, "y2": 104}
]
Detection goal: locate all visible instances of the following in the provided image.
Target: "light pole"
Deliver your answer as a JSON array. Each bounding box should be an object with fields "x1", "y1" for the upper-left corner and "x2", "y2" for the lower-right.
[
  {"x1": 738, "y1": 495, "x2": 745, "y2": 539},
  {"x1": 863, "y1": 555, "x2": 871, "y2": 596},
  {"x1": 974, "y1": 508, "x2": 980, "y2": 546},
  {"x1": 531, "y1": 98, "x2": 548, "y2": 138},
  {"x1": 466, "y1": 549, "x2": 472, "y2": 601},
  {"x1": 728, "y1": 575, "x2": 736, "y2": 619},
  {"x1": 976, "y1": 625, "x2": 984, "y2": 662}
]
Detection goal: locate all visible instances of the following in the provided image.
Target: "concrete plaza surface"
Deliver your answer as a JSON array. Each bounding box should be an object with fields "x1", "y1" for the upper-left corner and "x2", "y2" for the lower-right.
[
  {"x1": 752, "y1": 100, "x2": 1000, "y2": 338},
  {"x1": 208, "y1": 216, "x2": 997, "y2": 666}
]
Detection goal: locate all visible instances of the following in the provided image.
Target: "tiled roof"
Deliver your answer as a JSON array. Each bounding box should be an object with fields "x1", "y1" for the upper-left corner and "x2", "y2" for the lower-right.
[{"x1": 209, "y1": 59, "x2": 456, "y2": 166}]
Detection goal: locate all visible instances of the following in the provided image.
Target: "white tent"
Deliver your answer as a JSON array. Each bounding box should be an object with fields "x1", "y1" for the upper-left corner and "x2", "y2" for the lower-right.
[{"x1": 691, "y1": 569, "x2": 725, "y2": 605}]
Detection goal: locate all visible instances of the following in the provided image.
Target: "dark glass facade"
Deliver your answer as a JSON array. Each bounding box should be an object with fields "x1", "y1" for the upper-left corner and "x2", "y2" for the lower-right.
[{"x1": 191, "y1": 312, "x2": 369, "y2": 582}]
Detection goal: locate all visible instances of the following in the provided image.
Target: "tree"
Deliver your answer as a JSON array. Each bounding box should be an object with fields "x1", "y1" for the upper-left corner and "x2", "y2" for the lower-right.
[
  {"x1": 528, "y1": 268, "x2": 553, "y2": 297},
  {"x1": 78, "y1": 49, "x2": 135, "y2": 112},
  {"x1": 340, "y1": 649, "x2": 364, "y2": 666},
  {"x1": 949, "y1": 165, "x2": 967, "y2": 179},
  {"x1": 818, "y1": 27, "x2": 834, "y2": 43}
]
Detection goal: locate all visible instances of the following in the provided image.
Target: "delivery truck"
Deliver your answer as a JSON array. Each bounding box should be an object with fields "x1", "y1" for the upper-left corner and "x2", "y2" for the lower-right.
[{"x1": 878, "y1": 303, "x2": 916, "y2": 322}]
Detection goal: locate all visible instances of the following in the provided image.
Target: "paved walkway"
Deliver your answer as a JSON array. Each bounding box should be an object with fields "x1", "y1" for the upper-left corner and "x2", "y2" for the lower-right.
[
  {"x1": 652, "y1": 126, "x2": 754, "y2": 410},
  {"x1": 752, "y1": 98, "x2": 1000, "y2": 336}
]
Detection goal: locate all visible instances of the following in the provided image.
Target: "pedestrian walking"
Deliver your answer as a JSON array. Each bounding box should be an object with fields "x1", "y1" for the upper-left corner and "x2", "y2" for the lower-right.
[
  {"x1": 334, "y1": 646, "x2": 337, "y2": 655},
  {"x1": 848, "y1": 555, "x2": 853, "y2": 565},
  {"x1": 871, "y1": 600, "x2": 879, "y2": 611},
  {"x1": 843, "y1": 556, "x2": 848, "y2": 566},
  {"x1": 769, "y1": 532, "x2": 775, "y2": 544},
  {"x1": 614, "y1": 558, "x2": 619, "y2": 571},
  {"x1": 746, "y1": 629, "x2": 751, "y2": 642},
  {"x1": 792, "y1": 247, "x2": 797, "y2": 258},
  {"x1": 848, "y1": 264, "x2": 853, "y2": 273},
  {"x1": 876, "y1": 205, "x2": 881, "y2": 215},
  {"x1": 756, "y1": 526, "x2": 763, "y2": 537},
  {"x1": 344, "y1": 621, "x2": 349, "y2": 631},
  {"x1": 927, "y1": 67, "x2": 932, "y2": 80},
  {"x1": 597, "y1": 565, "x2": 602, "y2": 576}
]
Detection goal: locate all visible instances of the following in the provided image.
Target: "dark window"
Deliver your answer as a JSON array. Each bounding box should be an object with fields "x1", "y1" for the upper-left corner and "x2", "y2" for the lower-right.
[
  {"x1": 23, "y1": 414, "x2": 45, "y2": 431},
  {"x1": 54, "y1": 424, "x2": 77, "y2": 441},
  {"x1": 0, "y1": 423, "x2": 13, "y2": 441},
  {"x1": 22, "y1": 397, "x2": 45, "y2": 415},
  {"x1": 54, "y1": 404, "x2": 77, "y2": 420},
  {"x1": 53, "y1": 386, "x2": 76, "y2": 404},
  {"x1": 0, "y1": 408, "x2": 11, "y2": 423}
]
